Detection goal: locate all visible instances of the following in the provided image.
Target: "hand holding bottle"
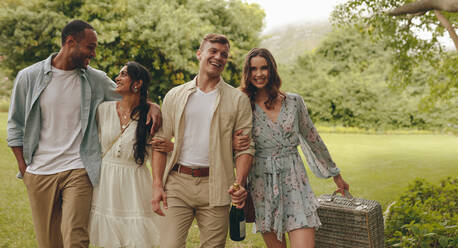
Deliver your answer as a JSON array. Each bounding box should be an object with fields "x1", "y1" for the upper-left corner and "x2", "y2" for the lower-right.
[
  {"x1": 229, "y1": 183, "x2": 247, "y2": 241},
  {"x1": 228, "y1": 182, "x2": 247, "y2": 209}
]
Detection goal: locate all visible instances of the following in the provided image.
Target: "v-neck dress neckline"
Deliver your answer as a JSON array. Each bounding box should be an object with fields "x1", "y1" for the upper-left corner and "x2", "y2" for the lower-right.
[{"x1": 254, "y1": 98, "x2": 285, "y2": 125}]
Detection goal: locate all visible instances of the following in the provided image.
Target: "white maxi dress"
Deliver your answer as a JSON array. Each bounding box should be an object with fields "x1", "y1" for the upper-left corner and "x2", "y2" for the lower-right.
[{"x1": 89, "y1": 101, "x2": 159, "y2": 248}]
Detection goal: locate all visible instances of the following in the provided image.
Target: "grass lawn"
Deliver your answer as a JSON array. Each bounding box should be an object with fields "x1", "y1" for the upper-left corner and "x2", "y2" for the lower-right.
[{"x1": 1, "y1": 112, "x2": 457, "y2": 247}]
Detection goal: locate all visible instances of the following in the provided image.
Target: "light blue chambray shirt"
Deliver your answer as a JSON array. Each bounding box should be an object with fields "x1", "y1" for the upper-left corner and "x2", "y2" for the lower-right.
[{"x1": 7, "y1": 54, "x2": 120, "y2": 186}]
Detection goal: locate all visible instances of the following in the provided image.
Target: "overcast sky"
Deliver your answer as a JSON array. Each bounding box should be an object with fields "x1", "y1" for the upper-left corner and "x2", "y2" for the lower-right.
[
  {"x1": 245, "y1": 0, "x2": 348, "y2": 32},
  {"x1": 245, "y1": 0, "x2": 454, "y2": 49}
]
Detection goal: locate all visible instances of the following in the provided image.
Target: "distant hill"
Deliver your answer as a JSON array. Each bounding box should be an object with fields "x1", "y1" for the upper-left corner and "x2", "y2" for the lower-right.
[{"x1": 260, "y1": 21, "x2": 332, "y2": 64}]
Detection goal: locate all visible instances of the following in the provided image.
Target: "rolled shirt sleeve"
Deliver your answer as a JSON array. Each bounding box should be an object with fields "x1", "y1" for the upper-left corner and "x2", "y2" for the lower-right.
[
  {"x1": 234, "y1": 94, "x2": 255, "y2": 158},
  {"x1": 153, "y1": 91, "x2": 174, "y2": 141},
  {"x1": 102, "y1": 74, "x2": 121, "y2": 101},
  {"x1": 7, "y1": 71, "x2": 27, "y2": 147}
]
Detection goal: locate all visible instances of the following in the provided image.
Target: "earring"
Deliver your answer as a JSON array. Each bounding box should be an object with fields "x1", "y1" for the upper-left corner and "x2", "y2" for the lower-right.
[{"x1": 133, "y1": 86, "x2": 138, "y2": 93}]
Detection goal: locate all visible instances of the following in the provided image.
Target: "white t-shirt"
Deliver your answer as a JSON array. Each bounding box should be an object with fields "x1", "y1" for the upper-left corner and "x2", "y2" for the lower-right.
[
  {"x1": 27, "y1": 66, "x2": 84, "y2": 174},
  {"x1": 177, "y1": 88, "x2": 218, "y2": 167}
]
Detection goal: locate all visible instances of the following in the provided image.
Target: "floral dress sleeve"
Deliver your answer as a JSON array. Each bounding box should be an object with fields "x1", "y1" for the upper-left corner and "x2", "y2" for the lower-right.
[{"x1": 295, "y1": 94, "x2": 340, "y2": 178}]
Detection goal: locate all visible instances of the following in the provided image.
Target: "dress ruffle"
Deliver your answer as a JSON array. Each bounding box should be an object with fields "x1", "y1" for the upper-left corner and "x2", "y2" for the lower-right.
[
  {"x1": 89, "y1": 210, "x2": 159, "y2": 248},
  {"x1": 89, "y1": 161, "x2": 160, "y2": 247},
  {"x1": 250, "y1": 151, "x2": 322, "y2": 241}
]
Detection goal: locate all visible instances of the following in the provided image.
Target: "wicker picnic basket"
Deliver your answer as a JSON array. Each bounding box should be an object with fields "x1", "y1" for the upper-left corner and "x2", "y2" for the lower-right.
[{"x1": 315, "y1": 191, "x2": 384, "y2": 248}]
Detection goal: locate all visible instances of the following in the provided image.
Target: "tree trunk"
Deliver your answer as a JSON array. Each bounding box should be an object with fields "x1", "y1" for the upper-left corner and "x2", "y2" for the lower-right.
[
  {"x1": 434, "y1": 10, "x2": 458, "y2": 50},
  {"x1": 387, "y1": 0, "x2": 458, "y2": 16}
]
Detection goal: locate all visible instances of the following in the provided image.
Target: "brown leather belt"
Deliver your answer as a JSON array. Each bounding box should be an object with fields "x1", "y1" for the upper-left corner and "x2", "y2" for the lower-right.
[{"x1": 172, "y1": 164, "x2": 209, "y2": 177}]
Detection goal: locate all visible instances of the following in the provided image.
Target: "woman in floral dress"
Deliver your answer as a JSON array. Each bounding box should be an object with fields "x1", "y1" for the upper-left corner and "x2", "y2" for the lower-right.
[{"x1": 234, "y1": 48, "x2": 349, "y2": 248}]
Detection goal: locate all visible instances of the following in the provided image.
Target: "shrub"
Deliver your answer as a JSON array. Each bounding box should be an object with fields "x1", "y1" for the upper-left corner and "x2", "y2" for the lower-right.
[{"x1": 385, "y1": 177, "x2": 458, "y2": 247}]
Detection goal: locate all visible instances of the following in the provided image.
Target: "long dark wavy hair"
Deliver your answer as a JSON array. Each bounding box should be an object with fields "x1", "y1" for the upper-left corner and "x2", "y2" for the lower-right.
[
  {"x1": 240, "y1": 48, "x2": 284, "y2": 110},
  {"x1": 125, "y1": 61, "x2": 152, "y2": 165}
]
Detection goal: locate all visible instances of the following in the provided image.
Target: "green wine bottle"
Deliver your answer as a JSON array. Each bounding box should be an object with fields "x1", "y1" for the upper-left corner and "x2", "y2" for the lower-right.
[{"x1": 229, "y1": 183, "x2": 246, "y2": 241}]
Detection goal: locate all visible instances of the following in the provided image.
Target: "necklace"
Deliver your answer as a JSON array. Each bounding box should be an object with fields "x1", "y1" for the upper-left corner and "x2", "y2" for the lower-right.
[
  {"x1": 116, "y1": 102, "x2": 133, "y2": 131},
  {"x1": 121, "y1": 121, "x2": 129, "y2": 130}
]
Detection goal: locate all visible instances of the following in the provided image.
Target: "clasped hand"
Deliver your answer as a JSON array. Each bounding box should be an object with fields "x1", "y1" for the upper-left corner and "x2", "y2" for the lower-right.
[{"x1": 228, "y1": 184, "x2": 248, "y2": 209}]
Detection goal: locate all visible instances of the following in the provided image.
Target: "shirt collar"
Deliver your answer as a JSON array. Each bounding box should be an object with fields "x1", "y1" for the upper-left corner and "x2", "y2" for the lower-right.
[
  {"x1": 43, "y1": 54, "x2": 55, "y2": 75},
  {"x1": 187, "y1": 75, "x2": 225, "y2": 91}
]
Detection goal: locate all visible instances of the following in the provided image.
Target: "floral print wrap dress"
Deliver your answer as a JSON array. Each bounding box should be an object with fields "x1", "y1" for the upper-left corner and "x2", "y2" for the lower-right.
[{"x1": 248, "y1": 93, "x2": 341, "y2": 241}]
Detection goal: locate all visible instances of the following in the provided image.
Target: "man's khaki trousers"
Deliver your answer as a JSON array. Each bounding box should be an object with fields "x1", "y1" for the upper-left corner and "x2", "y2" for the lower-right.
[
  {"x1": 159, "y1": 171, "x2": 230, "y2": 248},
  {"x1": 23, "y1": 168, "x2": 93, "y2": 248}
]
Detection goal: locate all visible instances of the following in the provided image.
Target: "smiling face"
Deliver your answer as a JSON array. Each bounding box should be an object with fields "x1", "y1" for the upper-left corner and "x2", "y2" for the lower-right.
[
  {"x1": 249, "y1": 56, "x2": 269, "y2": 90},
  {"x1": 69, "y1": 29, "x2": 97, "y2": 69},
  {"x1": 197, "y1": 41, "x2": 229, "y2": 78},
  {"x1": 115, "y1": 66, "x2": 134, "y2": 95}
]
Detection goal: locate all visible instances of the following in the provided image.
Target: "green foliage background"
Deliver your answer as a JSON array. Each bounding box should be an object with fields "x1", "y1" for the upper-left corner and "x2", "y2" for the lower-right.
[
  {"x1": 278, "y1": 26, "x2": 457, "y2": 131},
  {"x1": 0, "y1": 0, "x2": 264, "y2": 102},
  {"x1": 385, "y1": 178, "x2": 458, "y2": 247},
  {"x1": 331, "y1": 0, "x2": 458, "y2": 104},
  {"x1": 0, "y1": 0, "x2": 456, "y2": 131}
]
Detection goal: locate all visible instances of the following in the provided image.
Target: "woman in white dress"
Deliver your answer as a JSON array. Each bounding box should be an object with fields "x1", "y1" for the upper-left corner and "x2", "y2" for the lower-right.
[{"x1": 89, "y1": 61, "x2": 162, "y2": 247}]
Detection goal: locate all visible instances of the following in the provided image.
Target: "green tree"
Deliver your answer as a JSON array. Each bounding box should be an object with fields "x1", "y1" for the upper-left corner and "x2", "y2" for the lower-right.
[
  {"x1": 0, "y1": 0, "x2": 264, "y2": 101},
  {"x1": 331, "y1": 0, "x2": 457, "y2": 104},
  {"x1": 281, "y1": 26, "x2": 455, "y2": 130},
  {"x1": 387, "y1": 0, "x2": 458, "y2": 50}
]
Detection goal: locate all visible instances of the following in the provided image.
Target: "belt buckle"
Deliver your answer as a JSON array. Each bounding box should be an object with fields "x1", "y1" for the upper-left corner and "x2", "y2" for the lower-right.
[{"x1": 191, "y1": 168, "x2": 198, "y2": 177}]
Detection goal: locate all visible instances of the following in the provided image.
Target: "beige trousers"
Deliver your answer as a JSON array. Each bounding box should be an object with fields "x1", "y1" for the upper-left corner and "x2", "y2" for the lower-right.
[
  {"x1": 23, "y1": 168, "x2": 93, "y2": 248},
  {"x1": 159, "y1": 171, "x2": 230, "y2": 248}
]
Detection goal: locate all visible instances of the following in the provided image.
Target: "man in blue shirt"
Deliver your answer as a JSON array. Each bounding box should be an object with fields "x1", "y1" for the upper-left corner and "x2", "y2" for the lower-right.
[{"x1": 7, "y1": 20, "x2": 161, "y2": 247}]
